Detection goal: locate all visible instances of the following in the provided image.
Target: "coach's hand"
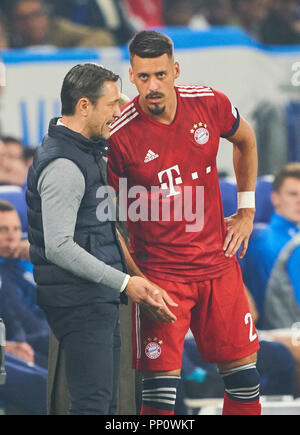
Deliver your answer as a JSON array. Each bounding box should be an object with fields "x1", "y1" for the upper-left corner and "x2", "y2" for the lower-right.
[
  {"x1": 223, "y1": 208, "x2": 255, "y2": 259},
  {"x1": 142, "y1": 283, "x2": 178, "y2": 323},
  {"x1": 126, "y1": 276, "x2": 178, "y2": 323}
]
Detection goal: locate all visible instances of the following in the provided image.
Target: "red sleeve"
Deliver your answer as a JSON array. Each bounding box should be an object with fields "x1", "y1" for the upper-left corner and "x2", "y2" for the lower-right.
[
  {"x1": 107, "y1": 137, "x2": 124, "y2": 193},
  {"x1": 213, "y1": 89, "x2": 240, "y2": 138}
]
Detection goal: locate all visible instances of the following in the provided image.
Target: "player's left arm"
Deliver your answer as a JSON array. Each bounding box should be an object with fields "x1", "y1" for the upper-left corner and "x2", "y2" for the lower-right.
[{"x1": 223, "y1": 116, "x2": 258, "y2": 259}]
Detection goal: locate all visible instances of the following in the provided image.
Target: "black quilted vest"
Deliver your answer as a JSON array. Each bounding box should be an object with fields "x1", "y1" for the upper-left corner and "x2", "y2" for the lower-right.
[{"x1": 26, "y1": 118, "x2": 127, "y2": 307}]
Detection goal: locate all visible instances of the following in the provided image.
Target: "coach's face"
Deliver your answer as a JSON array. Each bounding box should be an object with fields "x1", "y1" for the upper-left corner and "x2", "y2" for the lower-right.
[
  {"x1": 129, "y1": 54, "x2": 180, "y2": 117},
  {"x1": 82, "y1": 81, "x2": 121, "y2": 139}
]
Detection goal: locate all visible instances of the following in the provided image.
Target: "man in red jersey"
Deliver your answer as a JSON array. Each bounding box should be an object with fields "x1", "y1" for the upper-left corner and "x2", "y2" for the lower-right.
[{"x1": 107, "y1": 30, "x2": 260, "y2": 415}]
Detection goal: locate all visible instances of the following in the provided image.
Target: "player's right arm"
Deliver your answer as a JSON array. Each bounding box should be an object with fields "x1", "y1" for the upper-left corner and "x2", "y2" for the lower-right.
[{"x1": 214, "y1": 89, "x2": 257, "y2": 260}]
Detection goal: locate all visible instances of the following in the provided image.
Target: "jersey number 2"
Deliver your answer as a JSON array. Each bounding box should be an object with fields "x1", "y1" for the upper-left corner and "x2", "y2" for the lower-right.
[{"x1": 244, "y1": 313, "x2": 258, "y2": 342}]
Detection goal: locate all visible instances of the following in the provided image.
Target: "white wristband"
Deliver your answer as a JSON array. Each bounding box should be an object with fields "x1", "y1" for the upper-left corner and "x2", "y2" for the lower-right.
[
  {"x1": 237, "y1": 191, "x2": 255, "y2": 209},
  {"x1": 120, "y1": 274, "x2": 130, "y2": 293}
]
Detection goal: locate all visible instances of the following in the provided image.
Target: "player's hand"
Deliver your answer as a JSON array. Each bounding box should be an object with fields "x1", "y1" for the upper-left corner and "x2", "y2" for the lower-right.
[
  {"x1": 126, "y1": 277, "x2": 178, "y2": 323},
  {"x1": 223, "y1": 208, "x2": 255, "y2": 259}
]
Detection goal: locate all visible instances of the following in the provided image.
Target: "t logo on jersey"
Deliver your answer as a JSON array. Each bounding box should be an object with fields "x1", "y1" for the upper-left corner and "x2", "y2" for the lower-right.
[{"x1": 158, "y1": 164, "x2": 182, "y2": 197}]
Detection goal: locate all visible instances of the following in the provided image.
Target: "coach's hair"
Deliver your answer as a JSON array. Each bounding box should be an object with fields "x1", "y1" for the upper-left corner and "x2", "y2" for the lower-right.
[
  {"x1": 0, "y1": 200, "x2": 16, "y2": 212},
  {"x1": 129, "y1": 30, "x2": 174, "y2": 63},
  {"x1": 273, "y1": 162, "x2": 300, "y2": 192},
  {"x1": 61, "y1": 63, "x2": 120, "y2": 116}
]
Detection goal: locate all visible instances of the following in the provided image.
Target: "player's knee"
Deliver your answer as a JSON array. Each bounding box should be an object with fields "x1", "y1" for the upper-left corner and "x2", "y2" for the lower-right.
[
  {"x1": 218, "y1": 352, "x2": 257, "y2": 373},
  {"x1": 219, "y1": 363, "x2": 260, "y2": 402}
]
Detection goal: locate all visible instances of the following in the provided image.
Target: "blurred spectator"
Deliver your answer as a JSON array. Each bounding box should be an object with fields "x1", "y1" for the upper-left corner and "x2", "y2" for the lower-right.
[
  {"x1": 1, "y1": 136, "x2": 24, "y2": 160},
  {"x1": 0, "y1": 1, "x2": 12, "y2": 15},
  {"x1": 0, "y1": 137, "x2": 28, "y2": 187},
  {"x1": 0, "y1": 12, "x2": 8, "y2": 49},
  {"x1": 0, "y1": 139, "x2": 9, "y2": 185},
  {"x1": 175, "y1": 286, "x2": 300, "y2": 414},
  {"x1": 244, "y1": 163, "x2": 300, "y2": 330},
  {"x1": 9, "y1": 0, "x2": 116, "y2": 49},
  {"x1": 0, "y1": 183, "x2": 29, "y2": 239},
  {"x1": 4, "y1": 157, "x2": 28, "y2": 187},
  {"x1": 201, "y1": 0, "x2": 233, "y2": 26},
  {"x1": 180, "y1": 335, "x2": 296, "y2": 407},
  {"x1": 0, "y1": 199, "x2": 47, "y2": 327},
  {"x1": 0, "y1": 136, "x2": 29, "y2": 236},
  {"x1": 0, "y1": 200, "x2": 48, "y2": 414},
  {"x1": 49, "y1": 0, "x2": 135, "y2": 45},
  {"x1": 162, "y1": 0, "x2": 208, "y2": 28},
  {"x1": 124, "y1": 0, "x2": 164, "y2": 29},
  {"x1": 23, "y1": 147, "x2": 36, "y2": 170},
  {"x1": 260, "y1": 0, "x2": 300, "y2": 45},
  {"x1": 231, "y1": 0, "x2": 270, "y2": 40},
  {"x1": 0, "y1": 352, "x2": 47, "y2": 414}
]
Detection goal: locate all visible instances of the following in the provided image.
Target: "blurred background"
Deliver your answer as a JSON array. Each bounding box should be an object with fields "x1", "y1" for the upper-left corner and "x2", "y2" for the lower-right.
[
  {"x1": 0, "y1": 0, "x2": 300, "y2": 176},
  {"x1": 0, "y1": 0, "x2": 300, "y2": 416}
]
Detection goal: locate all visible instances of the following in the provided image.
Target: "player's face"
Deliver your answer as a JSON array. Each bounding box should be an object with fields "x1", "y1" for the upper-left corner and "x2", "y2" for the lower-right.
[
  {"x1": 129, "y1": 54, "x2": 180, "y2": 116},
  {"x1": 0, "y1": 211, "x2": 22, "y2": 258},
  {"x1": 85, "y1": 81, "x2": 121, "y2": 139},
  {"x1": 271, "y1": 177, "x2": 300, "y2": 224}
]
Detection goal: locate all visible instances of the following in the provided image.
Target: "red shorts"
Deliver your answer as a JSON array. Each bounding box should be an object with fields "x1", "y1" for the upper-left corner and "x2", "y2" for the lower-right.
[{"x1": 132, "y1": 261, "x2": 259, "y2": 371}]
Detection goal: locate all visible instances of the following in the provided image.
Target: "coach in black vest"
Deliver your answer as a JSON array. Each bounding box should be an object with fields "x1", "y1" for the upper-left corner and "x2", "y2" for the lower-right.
[{"x1": 26, "y1": 63, "x2": 168, "y2": 415}]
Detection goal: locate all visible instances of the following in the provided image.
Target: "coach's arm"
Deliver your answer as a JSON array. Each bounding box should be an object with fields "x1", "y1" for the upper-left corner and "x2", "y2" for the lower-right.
[{"x1": 38, "y1": 158, "x2": 168, "y2": 314}]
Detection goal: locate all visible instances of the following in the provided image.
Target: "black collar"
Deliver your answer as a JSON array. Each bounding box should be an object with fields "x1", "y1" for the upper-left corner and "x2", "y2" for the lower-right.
[{"x1": 48, "y1": 118, "x2": 109, "y2": 157}]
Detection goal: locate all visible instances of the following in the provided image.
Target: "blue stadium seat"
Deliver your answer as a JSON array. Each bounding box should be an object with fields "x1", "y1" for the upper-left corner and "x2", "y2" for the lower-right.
[
  {"x1": 238, "y1": 222, "x2": 267, "y2": 274},
  {"x1": 0, "y1": 185, "x2": 28, "y2": 237},
  {"x1": 220, "y1": 176, "x2": 274, "y2": 224},
  {"x1": 219, "y1": 177, "x2": 237, "y2": 217},
  {"x1": 254, "y1": 176, "x2": 274, "y2": 223},
  {"x1": 285, "y1": 102, "x2": 300, "y2": 162}
]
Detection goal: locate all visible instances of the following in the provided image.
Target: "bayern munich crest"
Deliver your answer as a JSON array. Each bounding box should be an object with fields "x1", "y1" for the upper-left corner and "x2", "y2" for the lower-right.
[
  {"x1": 190, "y1": 122, "x2": 210, "y2": 145},
  {"x1": 145, "y1": 338, "x2": 162, "y2": 360}
]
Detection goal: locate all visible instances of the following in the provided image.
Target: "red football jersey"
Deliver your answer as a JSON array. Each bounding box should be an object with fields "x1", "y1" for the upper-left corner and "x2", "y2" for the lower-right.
[{"x1": 107, "y1": 85, "x2": 240, "y2": 281}]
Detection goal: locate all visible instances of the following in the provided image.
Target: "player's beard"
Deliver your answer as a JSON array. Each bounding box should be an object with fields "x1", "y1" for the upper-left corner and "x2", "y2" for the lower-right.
[
  {"x1": 146, "y1": 92, "x2": 165, "y2": 115},
  {"x1": 148, "y1": 103, "x2": 166, "y2": 115}
]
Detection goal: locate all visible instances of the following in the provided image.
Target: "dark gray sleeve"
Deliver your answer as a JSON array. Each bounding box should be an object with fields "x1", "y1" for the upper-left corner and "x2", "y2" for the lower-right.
[{"x1": 37, "y1": 158, "x2": 129, "y2": 292}]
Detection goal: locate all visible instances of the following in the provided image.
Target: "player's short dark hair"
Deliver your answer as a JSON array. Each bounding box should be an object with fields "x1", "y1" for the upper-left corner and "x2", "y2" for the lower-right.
[
  {"x1": 0, "y1": 200, "x2": 16, "y2": 212},
  {"x1": 129, "y1": 30, "x2": 174, "y2": 63},
  {"x1": 61, "y1": 63, "x2": 120, "y2": 116},
  {"x1": 273, "y1": 162, "x2": 300, "y2": 192}
]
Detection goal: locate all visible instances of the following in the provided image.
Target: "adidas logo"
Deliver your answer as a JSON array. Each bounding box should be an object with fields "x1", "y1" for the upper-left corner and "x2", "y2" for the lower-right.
[{"x1": 144, "y1": 149, "x2": 159, "y2": 163}]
